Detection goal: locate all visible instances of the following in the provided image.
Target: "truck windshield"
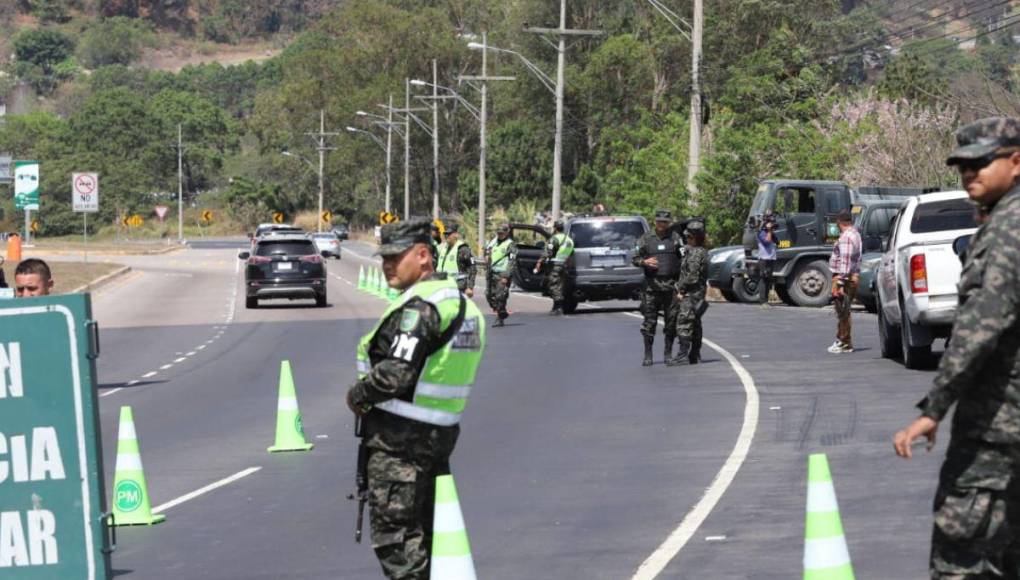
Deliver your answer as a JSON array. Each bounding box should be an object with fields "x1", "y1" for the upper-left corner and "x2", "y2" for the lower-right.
[
  {"x1": 571, "y1": 221, "x2": 645, "y2": 249},
  {"x1": 910, "y1": 199, "x2": 977, "y2": 234}
]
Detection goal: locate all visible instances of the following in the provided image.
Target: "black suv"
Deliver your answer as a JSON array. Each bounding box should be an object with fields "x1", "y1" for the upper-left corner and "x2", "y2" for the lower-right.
[
  {"x1": 509, "y1": 215, "x2": 648, "y2": 313},
  {"x1": 239, "y1": 234, "x2": 328, "y2": 308}
]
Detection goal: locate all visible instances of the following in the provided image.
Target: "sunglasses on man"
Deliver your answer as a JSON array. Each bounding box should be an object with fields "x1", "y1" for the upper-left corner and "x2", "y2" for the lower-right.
[{"x1": 953, "y1": 150, "x2": 1018, "y2": 173}]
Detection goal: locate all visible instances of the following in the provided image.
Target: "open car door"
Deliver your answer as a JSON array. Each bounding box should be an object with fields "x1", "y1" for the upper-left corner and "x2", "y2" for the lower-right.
[{"x1": 508, "y1": 223, "x2": 550, "y2": 292}]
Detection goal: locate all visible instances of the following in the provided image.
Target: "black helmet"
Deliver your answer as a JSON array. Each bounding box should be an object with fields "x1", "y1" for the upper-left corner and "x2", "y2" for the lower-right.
[{"x1": 553, "y1": 219, "x2": 565, "y2": 231}]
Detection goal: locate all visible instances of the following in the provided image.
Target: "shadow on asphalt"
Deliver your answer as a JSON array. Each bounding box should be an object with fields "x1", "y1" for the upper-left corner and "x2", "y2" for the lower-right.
[
  {"x1": 570, "y1": 306, "x2": 640, "y2": 315},
  {"x1": 250, "y1": 303, "x2": 327, "y2": 310},
  {"x1": 99, "y1": 380, "x2": 167, "y2": 390}
]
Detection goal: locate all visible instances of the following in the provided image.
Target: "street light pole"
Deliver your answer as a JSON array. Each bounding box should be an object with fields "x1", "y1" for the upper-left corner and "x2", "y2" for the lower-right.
[
  {"x1": 177, "y1": 123, "x2": 183, "y2": 244},
  {"x1": 318, "y1": 110, "x2": 325, "y2": 232},
  {"x1": 432, "y1": 59, "x2": 440, "y2": 220},
  {"x1": 386, "y1": 94, "x2": 393, "y2": 213},
  {"x1": 405, "y1": 78, "x2": 411, "y2": 220},
  {"x1": 687, "y1": 0, "x2": 703, "y2": 203}
]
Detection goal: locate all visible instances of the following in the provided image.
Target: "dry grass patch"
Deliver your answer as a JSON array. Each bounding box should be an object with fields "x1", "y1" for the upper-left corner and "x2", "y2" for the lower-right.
[{"x1": 2, "y1": 261, "x2": 125, "y2": 294}]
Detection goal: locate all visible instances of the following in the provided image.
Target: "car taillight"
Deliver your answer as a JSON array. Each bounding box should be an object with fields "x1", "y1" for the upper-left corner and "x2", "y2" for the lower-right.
[
  {"x1": 248, "y1": 256, "x2": 271, "y2": 265},
  {"x1": 910, "y1": 254, "x2": 928, "y2": 293},
  {"x1": 300, "y1": 255, "x2": 322, "y2": 264}
]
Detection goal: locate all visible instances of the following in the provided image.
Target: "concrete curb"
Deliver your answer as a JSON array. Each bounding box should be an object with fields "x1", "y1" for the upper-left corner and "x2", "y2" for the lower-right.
[
  {"x1": 11, "y1": 245, "x2": 184, "y2": 257},
  {"x1": 69, "y1": 265, "x2": 132, "y2": 294}
]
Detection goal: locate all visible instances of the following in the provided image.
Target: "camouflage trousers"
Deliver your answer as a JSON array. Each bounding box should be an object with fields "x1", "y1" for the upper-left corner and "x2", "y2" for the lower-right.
[
  {"x1": 640, "y1": 287, "x2": 679, "y2": 339},
  {"x1": 546, "y1": 265, "x2": 569, "y2": 302},
  {"x1": 676, "y1": 291, "x2": 705, "y2": 353},
  {"x1": 368, "y1": 449, "x2": 448, "y2": 580},
  {"x1": 930, "y1": 439, "x2": 1020, "y2": 578},
  {"x1": 486, "y1": 272, "x2": 511, "y2": 318}
]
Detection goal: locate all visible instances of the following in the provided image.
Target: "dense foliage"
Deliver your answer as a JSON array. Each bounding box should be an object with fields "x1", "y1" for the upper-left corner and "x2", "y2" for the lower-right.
[{"x1": 2, "y1": 0, "x2": 1019, "y2": 241}]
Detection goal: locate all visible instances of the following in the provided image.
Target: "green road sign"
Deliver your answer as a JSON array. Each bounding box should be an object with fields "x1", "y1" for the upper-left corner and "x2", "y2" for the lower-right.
[
  {"x1": 13, "y1": 161, "x2": 39, "y2": 212},
  {"x1": 0, "y1": 294, "x2": 112, "y2": 579}
]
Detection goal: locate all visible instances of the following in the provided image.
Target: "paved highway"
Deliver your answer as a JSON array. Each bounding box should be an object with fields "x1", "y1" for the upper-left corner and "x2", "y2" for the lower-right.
[{"x1": 68, "y1": 238, "x2": 945, "y2": 578}]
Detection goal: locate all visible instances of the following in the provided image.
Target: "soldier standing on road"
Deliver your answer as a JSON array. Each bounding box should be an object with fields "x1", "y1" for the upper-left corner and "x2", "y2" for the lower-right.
[
  {"x1": 757, "y1": 212, "x2": 778, "y2": 308},
  {"x1": 827, "y1": 210, "x2": 862, "y2": 354},
  {"x1": 633, "y1": 210, "x2": 684, "y2": 366},
  {"x1": 347, "y1": 218, "x2": 486, "y2": 580},
  {"x1": 535, "y1": 219, "x2": 574, "y2": 315},
  {"x1": 429, "y1": 223, "x2": 441, "y2": 269},
  {"x1": 437, "y1": 224, "x2": 476, "y2": 297},
  {"x1": 894, "y1": 117, "x2": 1020, "y2": 579},
  {"x1": 484, "y1": 223, "x2": 517, "y2": 327},
  {"x1": 672, "y1": 220, "x2": 708, "y2": 366}
]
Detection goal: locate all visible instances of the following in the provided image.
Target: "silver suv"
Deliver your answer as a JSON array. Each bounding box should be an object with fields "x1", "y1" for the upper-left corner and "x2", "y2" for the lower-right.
[{"x1": 508, "y1": 216, "x2": 648, "y2": 313}]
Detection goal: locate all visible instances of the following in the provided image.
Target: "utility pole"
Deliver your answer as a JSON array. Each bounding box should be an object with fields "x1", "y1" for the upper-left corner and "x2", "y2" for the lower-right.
[
  {"x1": 177, "y1": 123, "x2": 183, "y2": 244},
  {"x1": 306, "y1": 110, "x2": 339, "y2": 233},
  {"x1": 431, "y1": 59, "x2": 440, "y2": 220},
  {"x1": 461, "y1": 32, "x2": 515, "y2": 252},
  {"x1": 687, "y1": 0, "x2": 703, "y2": 203},
  {"x1": 385, "y1": 94, "x2": 393, "y2": 213},
  {"x1": 526, "y1": 0, "x2": 602, "y2": 221},
  {"x1": 404, "y1": 79, "x2": 411, "y2": 220}
]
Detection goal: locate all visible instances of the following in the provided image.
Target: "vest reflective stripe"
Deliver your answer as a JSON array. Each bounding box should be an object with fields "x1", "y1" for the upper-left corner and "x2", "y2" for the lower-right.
[
  {"x1": 375, "y1": 399, "x2": 461, "y2": 427},
  {"x1": 551, "y1": 233, "x2": 574, "y2": 263},
  {"x1": 487, "y1": 238, "x2": 513, "y2": 273},
  {"x1": 438, "y1": 241, "x2": 465, "y2": 277},
  {"x1": 356, "y1": 278, "x2": 485, "y2": 426}
]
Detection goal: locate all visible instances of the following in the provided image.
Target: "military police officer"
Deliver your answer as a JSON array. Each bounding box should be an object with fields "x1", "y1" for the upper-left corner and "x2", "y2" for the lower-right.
[
  {"x1": 536, "y1": 219, "x2": 574, "y2": 315},
  {"x1": 672, "y1": 220, "x2": 708, "y2": 366},
  {"x1": 429, "y1": 222, "x2": 441, "y2": 268},
  {"x1": 633, "y1": 210, "x2": 684, "y2": 366},
  {"x1": 484, "y1": 223, "x2": 517, "y2": 327},
  {"x1": 436, "y1": 224, "x2": 477, "y2": 297},
  {"x1": 894, "y1": 117, "x2": 1020, "y2": 577},
  {"x1": 347, "y1": 218, "x2": 486, "y2": 580}
]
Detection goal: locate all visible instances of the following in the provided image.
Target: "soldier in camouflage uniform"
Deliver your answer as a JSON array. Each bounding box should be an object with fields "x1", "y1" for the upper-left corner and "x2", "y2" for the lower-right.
[
  {"x1": 484, "y1": 223, "x2": 517, "y2": 327},
  {"x1": 672, "y1": 220, "x2": 709, "y2": 366},
  {"x1": 536, "y1": 219, "x2": 574, "y2": 315},
  {"x1": 894, "y1": 117, "x2": 1020, "y2": 578},
  {"x1": 436, "y1": 224, "x2": 477, "y2": 297},
  {"x1": 633, "y1": 210, "x2": 684, "y2": 366},
  {"x1": 347, "y1": 218, "x2": 486, "y2": 580}
]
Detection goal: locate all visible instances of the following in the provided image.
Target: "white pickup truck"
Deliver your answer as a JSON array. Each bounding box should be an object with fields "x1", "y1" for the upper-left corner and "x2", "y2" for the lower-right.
[{"x1": 876, "y1": 191, "x2": 978, "y2": 369}]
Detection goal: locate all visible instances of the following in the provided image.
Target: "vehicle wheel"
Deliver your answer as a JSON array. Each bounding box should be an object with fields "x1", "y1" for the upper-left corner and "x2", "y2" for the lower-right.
[
  {"x1": 246, "y1": 296, "x2": 258, "y2": 309},
  {"x1": 561, "y1": 297, "x2": 578, "y2": 314},
  {"x1": 863, "y1": 299, "x2": 878, "y2": 314},
  {"x1": 900, "y1": 309, "x2": 933, "y2": 369},
  {"x1": 786, "y1": 260, "x2": 832, "y2": 307},
  {"x1": 775, "y1": 285, "x2": 797, "y2": 306},
  {"x1": 878, "y1": 305, "x2": 901, "y2": 359},
  {"x1": 720, "y1": 288, "x2": 740, "y2": 303},
  {"x1": 732, "y1": 276, "x2": 760, "y2": 303},
  {"x1": 316, "y1": 293, "x2": 328, "y2": 308}
]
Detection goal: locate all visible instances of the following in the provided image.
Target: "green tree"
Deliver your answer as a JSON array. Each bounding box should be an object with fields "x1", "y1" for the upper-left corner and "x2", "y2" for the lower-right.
[
  {"x1": 14, "y1": 28, "x2": 75, "y2": 69},
  {"x1": 77, "y1": 17, "x2": 156, "y2": 68}
]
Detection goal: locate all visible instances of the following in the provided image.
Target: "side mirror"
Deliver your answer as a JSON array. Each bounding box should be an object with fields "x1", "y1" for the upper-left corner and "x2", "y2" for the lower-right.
[
  {"x1": 238, "y1": 251, "x2": 250, "y2": 260},
  {"x1": 321, "y1": 251, "x2": 331, "y2": 258},
  {"x1": 952, "y1": 235, "x2": 971, "y2": 258}
]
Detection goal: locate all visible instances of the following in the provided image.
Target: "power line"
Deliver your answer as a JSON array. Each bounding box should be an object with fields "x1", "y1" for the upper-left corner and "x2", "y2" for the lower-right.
[{"x1": 914, "y1": 10, "x2": 1020, "y2": 56}]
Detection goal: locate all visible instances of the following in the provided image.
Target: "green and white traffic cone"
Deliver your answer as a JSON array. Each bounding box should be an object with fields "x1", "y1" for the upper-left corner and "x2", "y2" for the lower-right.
[
  {"x1": 358, "y1": 266, "x2": 366, "y2": 292},
  {"x1": 804, "y1": 453, "x2": 854, "y2": 580},
  {"x1": 110, "y1": 406, "x2": 165, "y2": 526},
  {"x1": 375, "y1": 269, "x2": 387, "y2": 298},
  {"x1": 267, "y1": 360, "x2": 314, "y2": 453},
  {"x1": 430, "y1": 474, "x2": 476, "y2": 580}
]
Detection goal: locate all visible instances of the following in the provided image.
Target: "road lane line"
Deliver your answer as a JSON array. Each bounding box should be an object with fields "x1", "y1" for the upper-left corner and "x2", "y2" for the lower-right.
[
  {"x1": 150, "y1": 467, "x2": 262, "y2": 513},
  {"x1": 126, "y1": 380, "x2": 140, "y2": 386},
  {"x1": 159, "y1": 364, "x2": 173, "y2": 370},
  {"x1": 627, "y1": 312, "x2": 760, "y2": 579},
  {"x1": 186, "y1": 351, "x2": 196, "y2": 356},
  {"x1": 100, "y1": 388, "x2": 123, "y2": 397},
  {"x1": 197, "y1": 345, "x2": 206, "y2": 351},
  {"x1": 142, "y1": 371, "x2": 157, "y2": 378},
  {"x1": 174, "y1": 357, "x2": 187, "y2": 363}
]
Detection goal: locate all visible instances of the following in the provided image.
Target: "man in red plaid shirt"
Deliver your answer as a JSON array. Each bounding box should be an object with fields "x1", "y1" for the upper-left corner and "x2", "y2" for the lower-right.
[{"x1": 828, "y1": 210, "x2": 862, "y2": 353}]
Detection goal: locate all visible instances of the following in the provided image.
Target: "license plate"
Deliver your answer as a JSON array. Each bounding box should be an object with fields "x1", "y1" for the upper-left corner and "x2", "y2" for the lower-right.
[
  {"x1": 275, "y1": 262, "x2": 293, "y2": 271},
  {"x1": 593, "y1": 255, "x2": 625, "y2": 267}
]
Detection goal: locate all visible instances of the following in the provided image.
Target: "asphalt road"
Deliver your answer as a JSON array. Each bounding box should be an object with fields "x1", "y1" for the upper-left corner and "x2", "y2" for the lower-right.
[{"x1": 71, "y1": 237, "x2": 945, "y2": 579}]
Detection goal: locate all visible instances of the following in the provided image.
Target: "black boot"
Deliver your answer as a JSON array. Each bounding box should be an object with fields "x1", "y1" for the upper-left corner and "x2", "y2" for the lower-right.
[
  {"x1": 493, "y1": 317, "x2": 505, "y2": 328},
  {"x1": 664, "y1": 336, "x2": 674, "y2": 363},
  {"x1": 550, "y1": 301, "x2": 563, "y2": 316},
  {"x1": 668, "y1": 340, "x2": 691, "y2": 366},
  {"x1": 689, "y1": 345, "x2": 701, "y2": 365},
  {"x1": 642, "y1": 336, "x2": 654, "y2": 367}
]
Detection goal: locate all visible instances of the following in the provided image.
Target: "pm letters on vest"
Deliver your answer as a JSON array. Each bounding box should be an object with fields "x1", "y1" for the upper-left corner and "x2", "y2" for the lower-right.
[
  {"x1": 392, "y1": 334, "x2": 420, "y2": 362},
  {"x1": 1, "y1": 341, "x2": 64, "y2": 569}
]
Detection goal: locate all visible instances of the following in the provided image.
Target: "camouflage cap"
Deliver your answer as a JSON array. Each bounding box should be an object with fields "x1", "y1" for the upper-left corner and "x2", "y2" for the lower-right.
[
  {"x1": 496, "y1": 223, "x2": 510, "y2": 233},
  {"x1": 654, "y1": 209, "x2": 672, "y2": 222},
  {"x1": 444, "y1": 223, "x2": 460, "y2": 235},
  {"x1": 685, "y1": 219, "x2": 705, "y2": 236},
  {"x1": 376, "y1": 218, "x2": 433, "y2": 256},
  {"x1": 947, "y1": 117, "x2": 1020, "y2": 166}
]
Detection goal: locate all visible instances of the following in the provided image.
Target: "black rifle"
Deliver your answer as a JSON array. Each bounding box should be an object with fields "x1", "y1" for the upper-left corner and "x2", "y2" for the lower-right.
[{"x1": 347, "y1": 417, "x2": 369, "y2": 543}]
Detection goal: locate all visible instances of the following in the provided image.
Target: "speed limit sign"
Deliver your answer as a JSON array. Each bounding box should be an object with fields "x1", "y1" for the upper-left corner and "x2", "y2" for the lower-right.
[{"x1": 72, "y1": 172, "x2": 99, "y2": 213}]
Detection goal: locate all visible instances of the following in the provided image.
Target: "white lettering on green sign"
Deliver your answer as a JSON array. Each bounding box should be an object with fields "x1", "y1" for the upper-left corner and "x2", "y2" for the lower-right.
[
  {"x1": 0, "y1": 509, "x2": 59, "y2": 567},
  {"x1": 0, "y1": 428, "x2": 66, "y2": 483},
  {"x1": 0, "y1": 342, "x2": 23, "y2": 399}
]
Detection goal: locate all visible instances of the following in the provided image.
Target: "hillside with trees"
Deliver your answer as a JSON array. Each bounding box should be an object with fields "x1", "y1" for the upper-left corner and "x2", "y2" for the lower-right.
[{"x1": 2, "y1": 0, "x2": 1019, "y2": 244}]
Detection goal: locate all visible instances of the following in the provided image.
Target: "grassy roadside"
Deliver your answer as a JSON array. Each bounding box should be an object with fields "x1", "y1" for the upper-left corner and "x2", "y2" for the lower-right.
[{"x1": 2, "y1": 261, "x2": 125, "y2": 294}]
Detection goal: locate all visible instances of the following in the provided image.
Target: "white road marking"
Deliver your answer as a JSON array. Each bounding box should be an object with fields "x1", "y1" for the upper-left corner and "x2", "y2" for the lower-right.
[
  {"x1": 197, "y1": 345, "x2": 206, "y2": 351},
  {"x1": 705, "y1": 535, "x2": 727, "y2": 542},
  {"x1": 174, "y1": 357, "x2": 187, "y2": 363},
  {"x1": 150, "y1": 467, "x2": 262, "y2": 513},
  {"x1": 142, "y1": 371, "x2": 157, "y2": 378},
  {"x1": 186, "y1": 351, "x2": 196, "y2": 356},
  {"x1": 100, "y1": 388, "x2": 123, "y2": 398},
  {"x1": 770, "y1": 406, "x2": 782, "y2": 410},
  {"x1": 159, "y1": 364, "x2": 173, "y2": 370},
  {"x1": 626, "y1": 312, "x2": 760, "y2": 580},
  {"x1": 126, "y1": 380, "x2": 140, "y2": 386}
]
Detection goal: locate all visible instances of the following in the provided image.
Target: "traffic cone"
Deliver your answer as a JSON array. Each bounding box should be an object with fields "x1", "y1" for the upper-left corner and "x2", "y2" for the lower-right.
[
  {"x1": 375, "y1": 269, "x2": 386, "y2": 298},
  {"x1": 110, "y1": 406, "x2": 165, "y2": 526},
  {"x1": 430, "y1": 474, "x2": 477, "y2": 580},
  {"x1": 267, "y1": 360, "x2": 314, "y2": 453},
  {"x1": 358, "y1": 266, "x2": 366, "y2": 292},
  {"x1": 804, "y1": 454, "x2": 854, "y2": 580}
]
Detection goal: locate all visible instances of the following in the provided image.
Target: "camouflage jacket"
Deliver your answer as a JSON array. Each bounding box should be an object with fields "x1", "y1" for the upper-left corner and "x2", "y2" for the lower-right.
[
  {"x1": 919, "y1": 187, "x2": 1020, "y2": 444},
  {"x1": 677, "y1": 245, "x2": 709, "y2": 296},
  {"x1": 347, "y1": 273, "x2": 459, "y2": 459},
  {"x1": 632, "y1": 231, "x2": 683, "y2": 293},
  {"x1": 455, "y1": 243, "x2": 477, "y2": 291},
  {"x1": 485, "y1": 237, "x2": 517, "y2": 278}
]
